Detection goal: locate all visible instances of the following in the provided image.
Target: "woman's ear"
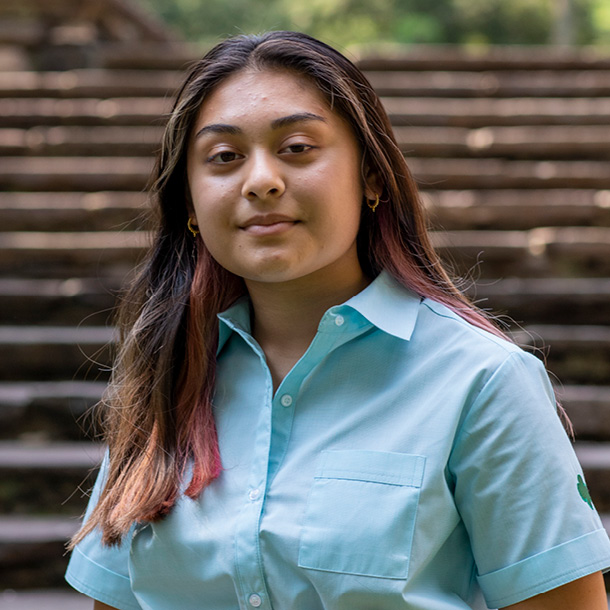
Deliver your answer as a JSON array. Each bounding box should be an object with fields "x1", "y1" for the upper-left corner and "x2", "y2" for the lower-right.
[{"x1": 363, "y1": 166, "x2": 383, "y2": 200}]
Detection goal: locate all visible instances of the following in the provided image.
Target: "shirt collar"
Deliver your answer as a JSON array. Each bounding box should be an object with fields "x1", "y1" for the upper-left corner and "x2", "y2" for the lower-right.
[
  {"x1": 217, "y1": 296, "x2": 252, "y2": 355},
  {"x1": 216, "y1": 271, "x2": 420, "y2": 354},
  {"x1": 342, "y1": 271, "x2": 420, "y2": 342}
]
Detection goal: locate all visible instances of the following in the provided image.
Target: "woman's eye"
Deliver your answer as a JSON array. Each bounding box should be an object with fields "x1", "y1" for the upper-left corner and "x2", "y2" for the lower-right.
[
  {"x1": 207, "y1": 151, "x2": 240, "y2": 164},
  {"x1": 284, "y1": 143, "x2": 313, "y2": 154}
]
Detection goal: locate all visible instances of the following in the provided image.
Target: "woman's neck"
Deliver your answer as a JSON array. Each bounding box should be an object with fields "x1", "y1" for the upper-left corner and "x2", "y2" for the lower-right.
[{"x1": 245, "y1": 266, "x2": 370, "y2": 390}]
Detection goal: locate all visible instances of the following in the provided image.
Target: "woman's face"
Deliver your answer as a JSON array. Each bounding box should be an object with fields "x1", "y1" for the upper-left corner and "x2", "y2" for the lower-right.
[{"x1": 186, "y1": 68, "x2": 374, "y2": 290}]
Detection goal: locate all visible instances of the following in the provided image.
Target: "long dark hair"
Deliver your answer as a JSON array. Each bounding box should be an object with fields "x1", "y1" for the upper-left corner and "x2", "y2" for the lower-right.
[{"x1": 70, "y1": 31, "x2": 507, "y2": 547}]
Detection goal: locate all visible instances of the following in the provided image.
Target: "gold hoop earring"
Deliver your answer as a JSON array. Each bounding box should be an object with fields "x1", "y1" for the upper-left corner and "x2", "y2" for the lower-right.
[
  {"x1": 187, "y1": 217, "x2": 199, "y2": 237},
  {"x1": 367, "y1": 194, "x2": 380, "y2": 212}
]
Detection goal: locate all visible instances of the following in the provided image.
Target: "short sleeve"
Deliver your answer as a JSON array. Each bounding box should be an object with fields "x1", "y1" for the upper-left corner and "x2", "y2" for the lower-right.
[
  {"x1": 65, "y1": 452, "x2": 143, "y2": 610},
  {"x1": 448, "y1": 349, "x2": 610, "y2": 609}
]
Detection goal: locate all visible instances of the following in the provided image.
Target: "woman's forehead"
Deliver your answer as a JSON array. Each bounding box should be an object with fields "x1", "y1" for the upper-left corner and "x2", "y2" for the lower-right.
[{"x1": 194, "y1": 68, "x2": 333, "y2": 126}]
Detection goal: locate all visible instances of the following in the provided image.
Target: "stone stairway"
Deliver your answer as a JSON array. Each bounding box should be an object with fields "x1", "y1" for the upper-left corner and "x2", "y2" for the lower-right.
[{"x1": 0, "y1": 41, "x2": 610, "y2": 601}]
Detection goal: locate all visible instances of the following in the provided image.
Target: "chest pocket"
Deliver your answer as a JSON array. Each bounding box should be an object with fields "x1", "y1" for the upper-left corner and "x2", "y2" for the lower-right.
[{"x1": 298, "y1": 450, "x2": 426, "y2": 579}]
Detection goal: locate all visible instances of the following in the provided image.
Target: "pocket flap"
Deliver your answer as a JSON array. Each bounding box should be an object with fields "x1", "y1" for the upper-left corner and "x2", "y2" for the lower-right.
[{"x1": 316, "y1": 450, "x2": 425, "y2": 487}]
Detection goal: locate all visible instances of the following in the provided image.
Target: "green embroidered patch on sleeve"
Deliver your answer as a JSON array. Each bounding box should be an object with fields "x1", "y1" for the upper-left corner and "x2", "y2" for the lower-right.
[{"x1": 577, "y1": 474, "x2": 594, "y2": 509}]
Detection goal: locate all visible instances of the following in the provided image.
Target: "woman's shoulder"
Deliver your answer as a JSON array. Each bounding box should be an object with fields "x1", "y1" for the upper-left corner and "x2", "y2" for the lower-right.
[
  {"x1": 414, "y1": 294, "x2": 542, "y2": 376},
  {"x1": 421, "y1": 296, "x2": 516, "y2": 347},
  {"x1": 350, "y1": 272, "x2": 539, "y2": 373}
]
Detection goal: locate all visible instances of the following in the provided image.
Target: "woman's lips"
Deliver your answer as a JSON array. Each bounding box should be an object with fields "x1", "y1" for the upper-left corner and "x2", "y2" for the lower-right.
[
  {"x1": 241, "y1": 214, "x2": 299, "y2": 236},
  {"x1": 242, "y1": 220, "x2": 298, "y2": 236}
]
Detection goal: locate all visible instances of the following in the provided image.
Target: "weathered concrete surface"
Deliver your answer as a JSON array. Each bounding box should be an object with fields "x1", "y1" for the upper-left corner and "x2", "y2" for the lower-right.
[{"x1": 0, "y1": 589, "x2": 91, "y2": 610}]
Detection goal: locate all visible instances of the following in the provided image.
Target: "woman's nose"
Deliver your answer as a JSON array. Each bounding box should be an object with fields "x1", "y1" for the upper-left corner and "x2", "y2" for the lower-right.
[{"x1": 241, "y1": 152, "x2": 285, "y2": 201}]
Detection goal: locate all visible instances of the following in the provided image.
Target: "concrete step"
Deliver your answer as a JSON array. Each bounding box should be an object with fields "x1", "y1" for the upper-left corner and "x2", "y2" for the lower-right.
[
  {"x1": 0, "y1": 515, "x2": 77, "y2": 543},
  {"x1": 0, "y1": 516, "x2": 80, "y2": 589},
  {"x1": 0, "y1": 231, "x2": 146, "y2": 278},
  {"x1": 0, "y1": 17, "x2": 43, "y2": 48},
  {"x1": 99, "y1": 41, "x2": 200, "y2": 70},
  {"x1": 395, "y1": 125, "x2": 610, "y2": 160},
  {"x1": 0, "y1": 441, "x2": 104, "y2": 515},
  {"x1": 0, "y1": 588, "x2": 91, "y2": 610},
  {"x1": 0, "y1": 69, "x2": 181, "y2": 98},
  {"x1": 368, "y1": 70, "x2": 610, "y2": 98},
  {"x1": 0, "y1": 278, "x2": 118, "y2": 325},
  {"x1": 561, "y1": 386, "x2": 610, "y2": 442},
  {"x1": 0, "y1": 516, "x2": 78, "y2": 588},
  {"x1": 0, "y1": 191, "x2": 146, "y2": 232},
  {"x1": 0, "y1": 125, "x2": 163, "y2": 157},
  {"x1": 383, "y1": 96, "x2": 610, "y2": 127},
  {"x1": 0, "y1": 45, "x2": 28, "y2": 71},
  {"x1": 356, "y1": 47, "x2": 610, "y2": 72},
  {"x1": 0, "y1": 326, "x2": 114, "y2": 381},
  {"x1": 432, "y1": 227, "x2": 610, "y2": 278},
  {"x1": 0, "y1": 381, "x2": 105, "y2": 441},
  {"x1": 0, "y1": 97, "x2": 169, "y2": 127},
  {"x1": 408, "y1": 158, "x2": 610, "y2": 190},
  {"x1": 517, "y1": 325, "x2": 610, "y2": 386},
  {"x1": 0, "y1": 156, "x2": 153, "y2": 192},
  {"x1": 426, "y1": 189, "x2": 610, "y2": 231},
  {"x1": 469, "y1": 277, "x2": 610, "y2": 325}
]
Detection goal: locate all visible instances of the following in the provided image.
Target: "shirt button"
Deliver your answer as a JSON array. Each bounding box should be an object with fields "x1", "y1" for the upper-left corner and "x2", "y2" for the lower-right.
[
  {"x1": 280, "y1": 394, "x2": 293, "y2": 407},
  {"x1": 248, "y1": 488, "x2": 260, "y2": 501},
  {"x1": 334, "y1": 315, "x2": 345, "y2": 326},
  {"x1": 248, "y1": 594, "x2": 262, "y2": 607}
]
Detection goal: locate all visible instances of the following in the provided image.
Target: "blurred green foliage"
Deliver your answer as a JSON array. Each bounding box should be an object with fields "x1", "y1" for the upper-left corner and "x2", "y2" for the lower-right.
[
  {"x1": 592, "y1": 0, "x2": 610, "y2": 44},
  {"x1": 139, "y1": 0, "x2": 610, "y2": 47}
]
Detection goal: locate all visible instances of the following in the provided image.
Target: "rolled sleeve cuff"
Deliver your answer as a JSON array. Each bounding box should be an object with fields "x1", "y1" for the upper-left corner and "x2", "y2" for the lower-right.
[
  {"x1": 65, "y1": 546, "x2": 142, "y2": 610},
  {"x1": 478, "y1": 528, "x2": 610, "y2": 608}
]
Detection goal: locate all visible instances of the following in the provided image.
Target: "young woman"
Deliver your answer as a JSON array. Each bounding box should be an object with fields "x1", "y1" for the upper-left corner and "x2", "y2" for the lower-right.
[{"x1": 66, "y1": 31, "x2": 610, "y2": 610}]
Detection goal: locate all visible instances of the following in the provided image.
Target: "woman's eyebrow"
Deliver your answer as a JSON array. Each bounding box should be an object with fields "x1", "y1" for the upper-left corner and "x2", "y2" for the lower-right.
[
  {"x1": 270, "y1": 112, "x2": 327, "y2": 129},
  {"x1": 194, "y1": 112, "x2": 327, "y2": 141},
  {"x1": 194, "y1": 123, "x2": 241, "y2": 140}
]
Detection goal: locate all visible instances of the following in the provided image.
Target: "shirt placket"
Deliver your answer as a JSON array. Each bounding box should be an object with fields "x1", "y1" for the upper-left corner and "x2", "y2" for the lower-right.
[
  {"x1": 231, "y1": 329, "x2": 274, "y2": 610},
  {"x1": 230, "y1": 311, "x2": 371, "y2": 610}
]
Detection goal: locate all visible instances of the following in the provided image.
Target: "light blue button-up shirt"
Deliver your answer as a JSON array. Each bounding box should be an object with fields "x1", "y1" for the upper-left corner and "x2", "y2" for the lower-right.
[{"x1": 66, "y1": 272, "x2": 610, "y2": 610}]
